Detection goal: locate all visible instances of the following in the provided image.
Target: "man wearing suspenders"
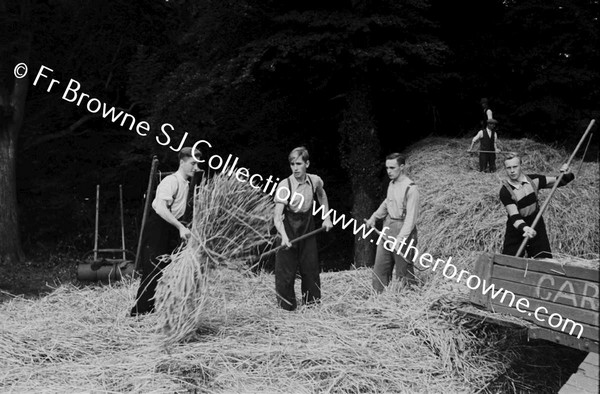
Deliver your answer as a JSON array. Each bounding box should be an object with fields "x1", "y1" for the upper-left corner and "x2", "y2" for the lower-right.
[
  {"x1": 366, "y1": 153, "x2": 420, "y2": 293},
  {"x1": 273, "y1": 147, "x2": 333, "y2": 311},
  {"x1": 130, "y1": 147, "x2": 200, "y2": 316},
  {"x1": 499, "y1": 154, "x2": 574, "y2": 258}
]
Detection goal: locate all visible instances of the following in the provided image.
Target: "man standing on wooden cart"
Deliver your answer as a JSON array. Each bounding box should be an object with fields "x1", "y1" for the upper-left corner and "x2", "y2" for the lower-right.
[
  {"x1": 130, "y1": 147, "x2": 200, "y2": 316},
  {"x1": 499, "y1": 154, "x2": 575, "y2": 259}
]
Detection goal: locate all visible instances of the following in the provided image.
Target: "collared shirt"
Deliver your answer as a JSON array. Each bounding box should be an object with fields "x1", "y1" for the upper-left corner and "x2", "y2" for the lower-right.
[
  {"x1": 371, "y1": 176, "x2": 419, "y2": 241},
  {"x1": 505, "y1": 174, "x2": 531, "y2": 189},
  {"x1": 500, "y1": 173, "x2": 546, "y2": 220},
  {"x1": 153, "y1": 171, "x2": 189, "y2": 220},
  {"x1": 274, "y1": 173, "x2": 323, "y2": 213}
]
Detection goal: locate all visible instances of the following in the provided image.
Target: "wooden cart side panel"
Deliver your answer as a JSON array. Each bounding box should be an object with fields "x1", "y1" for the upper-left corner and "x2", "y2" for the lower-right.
[
  {"x1": 530, "y1": 328, "x2": 598, "y2": 354},
  {"x1": 492, "y1": 278, "x2": 600, "y2": 312},
  {"x1": 489, "y1": 295, "x2": 599, "y2": 327},
  {"x1": 491, "y1": 304, "x2": 598, "y2": 342},
  {"x1": 469, "y1": 253, "x2": 494, "y2": 307},
  {"x1": 493, "y1": 254, "x2": 599, "y2": 282},
  {"x1": 492, "y1": 266, "x2": 600, "y2": 301}
]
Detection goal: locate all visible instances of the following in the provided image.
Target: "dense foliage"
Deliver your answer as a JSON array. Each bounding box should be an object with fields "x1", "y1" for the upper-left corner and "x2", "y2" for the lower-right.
[{"x1": 1, "y1": 0, "x2": 598, "y2": 268}]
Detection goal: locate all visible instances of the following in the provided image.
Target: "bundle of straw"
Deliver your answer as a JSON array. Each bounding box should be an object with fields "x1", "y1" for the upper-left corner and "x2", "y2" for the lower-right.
[{"x1": 154, "y1": 172, "x2": 275, "y2": 343}]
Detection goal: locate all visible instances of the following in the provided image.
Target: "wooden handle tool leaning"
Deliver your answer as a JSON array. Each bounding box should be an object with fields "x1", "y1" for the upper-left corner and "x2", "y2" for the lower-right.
[{"x1": 243, "y1": 226, "x2": 327, "y2": 273}]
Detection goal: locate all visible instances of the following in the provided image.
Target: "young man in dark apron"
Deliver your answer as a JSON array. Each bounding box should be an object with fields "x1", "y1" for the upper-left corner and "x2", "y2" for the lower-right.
[
  {"x1": 130, "y1": 147, "x2": 200, "y2": 316},
  {"x1": 273, "y1": 147, "x2": 333, "y2": 311}
]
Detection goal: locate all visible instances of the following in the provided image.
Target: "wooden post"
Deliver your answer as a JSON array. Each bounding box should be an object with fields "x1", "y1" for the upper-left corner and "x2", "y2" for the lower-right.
[
  {"x1": 119, "y1": 184, "x2": 126, "y2": 261},
  {"x1": 94, "y1": 185, "x2": 100, "y2": 261},
  {"x1": 134, "y1": 156, "x2": 159, "y2": 274}
]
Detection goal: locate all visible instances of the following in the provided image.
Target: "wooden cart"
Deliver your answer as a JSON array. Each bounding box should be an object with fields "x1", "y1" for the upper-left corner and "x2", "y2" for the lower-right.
[{"x1": 466, "y1": 253, "x2": 598, "y2": 353}]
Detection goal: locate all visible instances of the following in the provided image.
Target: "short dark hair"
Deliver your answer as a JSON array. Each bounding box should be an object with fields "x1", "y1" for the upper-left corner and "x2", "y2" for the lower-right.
[
  {"x1": 289, "y1": 146, "x2": 309, "y2": 163},
  {"x1": 179, "y1": 147, "x2": 201, "y2": 161},
  {"x1": 386, "y1": 153, "x2": 406, "y2": 166}
]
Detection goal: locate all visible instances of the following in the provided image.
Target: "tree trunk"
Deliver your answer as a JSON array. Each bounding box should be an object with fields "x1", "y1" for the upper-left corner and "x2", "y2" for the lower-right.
[
  {"x1": 0, "y1": 121, "x2": 24, "y2": 263},
  {"x1": 0, "y1": 1, "x2": 31, "y2": 263},
  {"x1": 338, "y1": 80, "x2": 381, "y2": 268}
]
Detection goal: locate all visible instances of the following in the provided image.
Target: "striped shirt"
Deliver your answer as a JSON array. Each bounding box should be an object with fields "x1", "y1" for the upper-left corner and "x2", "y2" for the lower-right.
[{"x1": 499, "y1": 172, "x2": 574, "y2": 231}]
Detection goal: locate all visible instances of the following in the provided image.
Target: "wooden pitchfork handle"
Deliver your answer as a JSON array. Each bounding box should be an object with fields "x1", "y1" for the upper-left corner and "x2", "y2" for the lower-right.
[
  {"x1": 467, "y1": 150, "x2": 515, "y2": 155},
  {"x1": 515, "y1": 119, "x2": 596, "y2": 258},
  {"x1": 244, "y1": 226, "x2": 327, "y2": 272}
]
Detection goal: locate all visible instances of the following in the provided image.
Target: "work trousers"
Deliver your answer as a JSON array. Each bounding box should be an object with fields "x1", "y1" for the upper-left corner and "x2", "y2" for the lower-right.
[
  {"x1": 479, "y1": 152, "x2": 496, "y2": 172},
  {"x1": 372, "y1": 218, "x2": 418, "y2": 293},
  {"x1": 131, "y1": 212, "x2": 180, "y2": 315},
  {"x1": 502, "y1": 216, "x2": 552, "y2": 259},
  {"x1": 275, "y1": 210, "x2": 320, "y2": 311}
]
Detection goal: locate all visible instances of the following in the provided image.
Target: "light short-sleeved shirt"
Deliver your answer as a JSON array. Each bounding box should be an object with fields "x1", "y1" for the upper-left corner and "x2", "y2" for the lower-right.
[
  {"x1": 274, "y1": 174, "x2": 323, "y2": 213},
  {"x1": 152, "y1": 172, "x2": 189, "y2": 220},
  {"x1": 370, "y1": 176, "x2": 419, "y2": 241}
]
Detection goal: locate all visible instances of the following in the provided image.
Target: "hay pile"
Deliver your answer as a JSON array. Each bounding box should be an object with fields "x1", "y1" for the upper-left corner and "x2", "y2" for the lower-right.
[
  {"x1": 155, "y1": 172, "x2": 275, "y2": 343},
  {"x1": 1, "y1": 271, "x2": 512, "y2": 393},
  {"x1": 405, "y1": 137, "x2": 599, "y2": 262}
]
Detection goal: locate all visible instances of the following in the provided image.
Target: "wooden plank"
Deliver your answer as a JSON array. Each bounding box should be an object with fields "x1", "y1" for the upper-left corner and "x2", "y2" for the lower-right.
[
  {"x1": 528, "y1": 328, "x2": 598, "y2": 353},
  {"x1": 582, "y1": 352, "x2": 599, "y2": 366},
  {"x1": 455, "y1": 307, "x2": 531, "y2": 329},
  {"x1": 578, "y1": 363, "x2": 599, "y2": 380},
  {"x1": 559, "y1": 383, "x2": 589, "y2": 394},
  {"x1": 568, "y1": 374, "x2": 599, "y2": 392},
  {"x1": 492, "y1": 254, "x2": 599, "y2": 281},
  {"x1": 470, "y1": 253, "x2": 493, "y2": 307},
  {"x1": 492, "y1": 278, "x2": 599, "y2": 311},
  {"x1": 490, "y1": 291, "x2": 599, "y2": 327},
  {"x1": 490, "y1": 304, "x2": 599, "y2": 341},
  {"x1": 492, "y1": 265, "x2": 600, "y2": 300}
]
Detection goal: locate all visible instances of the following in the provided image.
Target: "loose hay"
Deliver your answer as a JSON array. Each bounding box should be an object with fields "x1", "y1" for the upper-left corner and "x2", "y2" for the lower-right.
[
  {"x1": 154, "y1": 172, "x2": 275, "y2": 344},
  {"x1": 2, "y1": 137, "x2": 598, "y2": 393},
  {"x1": 1, "y1": 271, "x2": 507, "y2": 393}
]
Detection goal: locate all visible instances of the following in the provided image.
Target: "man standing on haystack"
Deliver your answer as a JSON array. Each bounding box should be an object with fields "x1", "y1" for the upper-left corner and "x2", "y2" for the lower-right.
[
  {"x1": 130, "y1": 147, "x2": 200, "y2": 316},
  {"x1": 273, "y1": 147, "x2": 333, "y2": 311},
  {"x1": 366, "y1": 153, "x2": 420, "y2": 292},
  {"x1": 500, "y1": 154, "x2": 574, "y2": 259},
  {"x1": 469, "y1": 118, "x2": 500, "y2": 172}
]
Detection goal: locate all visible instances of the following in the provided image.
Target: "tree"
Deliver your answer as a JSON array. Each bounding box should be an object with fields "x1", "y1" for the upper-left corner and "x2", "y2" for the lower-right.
[
  {"x1": 1, "y1": 0, "x2": 171, "y2": 259},
  {"x1": 141, "y1": 0, "x2": 448, "y2": 266},
  {"x1": 0, "y1": 0, "x2": 31, "y2": 263},
  {"x1": 497, "y1": 0, "x2": 600, "y2": 139}
]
